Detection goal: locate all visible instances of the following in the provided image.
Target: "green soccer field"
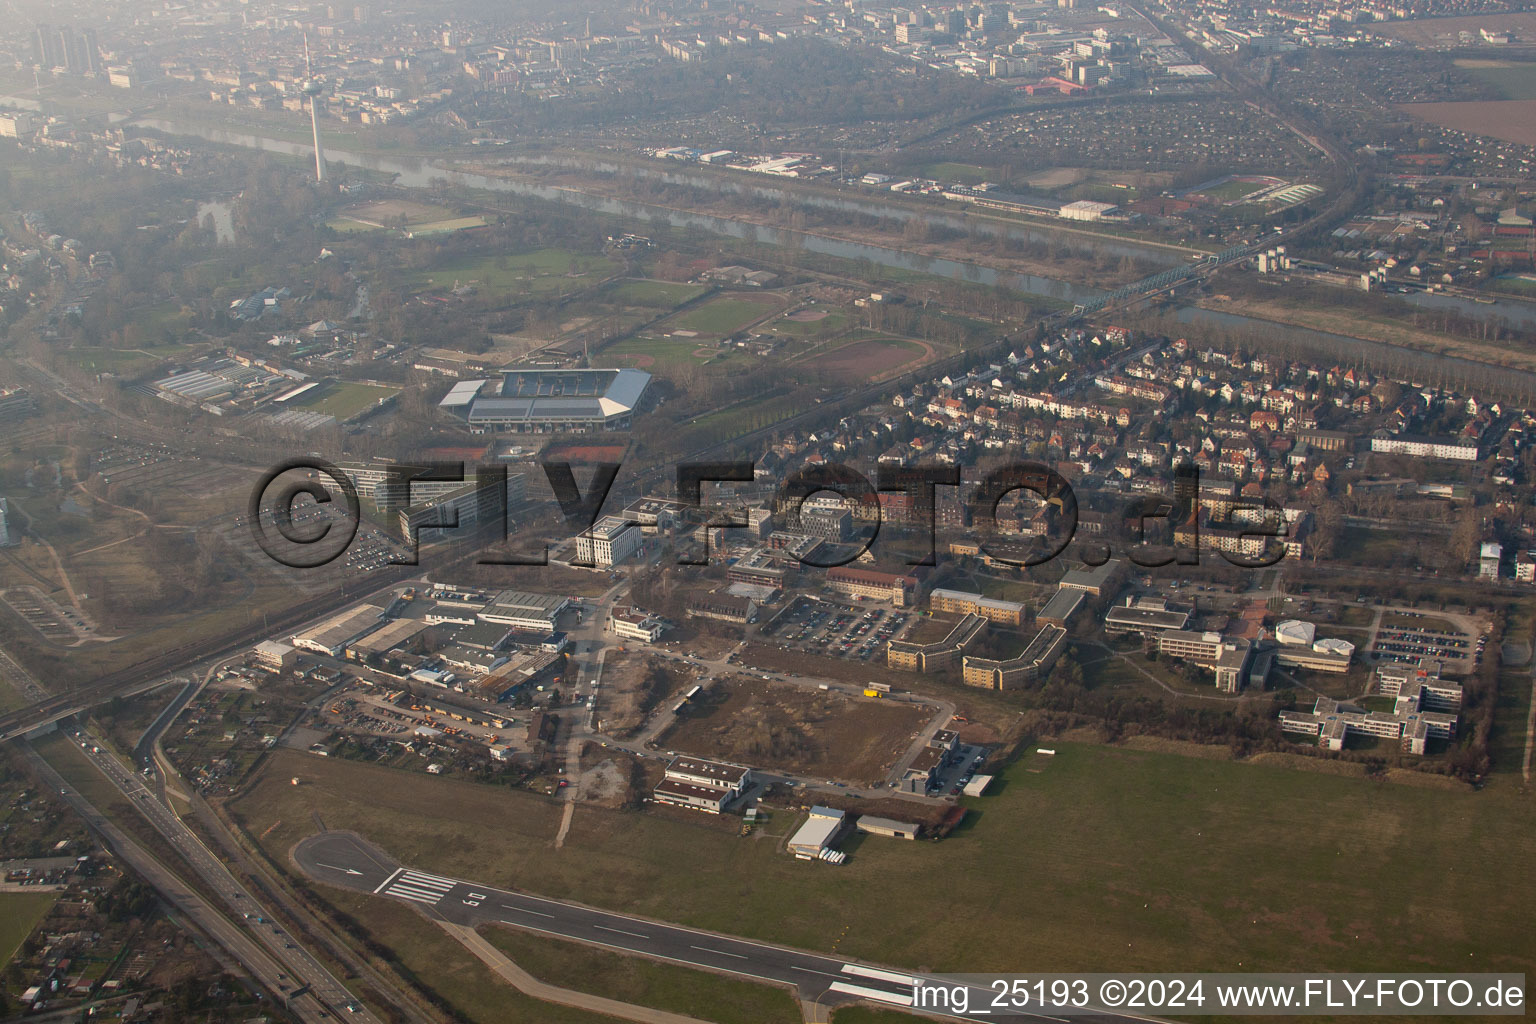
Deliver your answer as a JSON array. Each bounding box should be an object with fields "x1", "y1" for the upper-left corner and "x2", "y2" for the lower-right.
[
  {"x1": 291, "y1": 381, "x2": 400, "y2": 421},
  {"x1": 0, "y1": 892, "x2": 58, "y2": 969}
]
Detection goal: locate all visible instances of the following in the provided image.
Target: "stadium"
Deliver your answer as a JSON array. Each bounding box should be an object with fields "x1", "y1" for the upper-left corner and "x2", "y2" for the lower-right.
[{"x1": 438, "y1": 367, "x2": 652, "y2": 433}]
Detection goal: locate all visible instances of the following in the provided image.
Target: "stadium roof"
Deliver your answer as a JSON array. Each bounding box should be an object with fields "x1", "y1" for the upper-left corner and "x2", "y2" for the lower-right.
[{"x1": 459, "y1": 368, "x2": 651, "y2": 426}]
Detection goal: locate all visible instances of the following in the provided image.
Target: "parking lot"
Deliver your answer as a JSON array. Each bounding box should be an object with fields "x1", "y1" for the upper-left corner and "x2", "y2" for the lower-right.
[
  {"x1": 927, "y1": 743, "x2": 990, "y2": 799},
  {"x1": 761, "y1": 597, "x2": 912, "y2": 661},
  {"x1": 0, "y1": 585, "x2": 90, "y2": 642},
  {"x1": 1369, "y1": 623, "x2": 1482, "y2": 673}
]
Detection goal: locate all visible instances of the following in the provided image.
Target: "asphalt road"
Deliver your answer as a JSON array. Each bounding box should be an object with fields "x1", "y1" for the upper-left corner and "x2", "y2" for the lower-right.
[
  {"x1": 295, "y1": 832, "x2": 1158, "y2": 1024},
  {"x1": 22, "y1": 745, "x2": 334, "y2": 1023},
  {"x1": 63, "y1": 733, "x2": 380, "y2": 1024}
]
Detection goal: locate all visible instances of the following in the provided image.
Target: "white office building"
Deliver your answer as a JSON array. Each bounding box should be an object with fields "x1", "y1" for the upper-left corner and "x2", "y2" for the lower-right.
[{"x1": 576, "y1": 516, "x2": 643, "y2": 567}]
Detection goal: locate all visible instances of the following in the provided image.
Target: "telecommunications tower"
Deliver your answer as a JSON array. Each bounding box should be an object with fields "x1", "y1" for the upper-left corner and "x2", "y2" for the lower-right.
[{"x1": 301, "y1": 35, "x2": 327, "y2": 182}]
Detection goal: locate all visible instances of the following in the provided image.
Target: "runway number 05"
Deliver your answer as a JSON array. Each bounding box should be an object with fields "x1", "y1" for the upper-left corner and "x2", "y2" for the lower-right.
[{"x1": 464, "y1": 892, "x2": 486, "y2": 906}]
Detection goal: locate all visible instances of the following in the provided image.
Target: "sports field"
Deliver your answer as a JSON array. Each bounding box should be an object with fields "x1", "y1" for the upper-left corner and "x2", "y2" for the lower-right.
[
  {"x1": 290, "y1": 381, "x2": 400, "y2": 421},
  {"x1": 761, "y1": 305, "x2": 850, "y2": 338},
  {"x1": 1455, "y1": 58, "x2": 1536, "y2": 100},
  {"x1": 326, "y1": 198, "x2": 489, "y2": 235},
  {"x1": 231, "y1": 743, "x2": 1536, "y2": 979},
  {"x1": 604, "y1": 336, "x2": 748, "y2": 376},
  {"x1": 602, "y1": 279, "x2": 707, "y2": 309},
  {"x1": 0, "y1": 892, "x2": 57, "y2": 969},
  {"x1": 664, "y1": 295, "x2": 782, "y2": 336},
  {"x1": 797, "y1": 336, "x2": 932, "y2": 381},
  {"x1": 411, "y1": 249, "x2": 622, "y2": 296}
]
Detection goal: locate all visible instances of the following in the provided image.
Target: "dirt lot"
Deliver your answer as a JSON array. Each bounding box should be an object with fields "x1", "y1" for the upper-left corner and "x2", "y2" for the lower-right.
[
  {"x1": 1398, "y1": 99, "x2": 1536, "y2": 146},
  {"x1": 657, "y1": 675, "x2": 929, "y2": 784},
  {"x1": 599, "y1": 651, "x2": 700, "y2": 737},
  {"x1": 1372, "y1": 11, "x2": 1536, "y2": 47}
]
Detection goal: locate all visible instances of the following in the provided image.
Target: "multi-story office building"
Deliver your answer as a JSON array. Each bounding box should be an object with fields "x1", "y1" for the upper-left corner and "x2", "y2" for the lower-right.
[{"x1": 575, "y1": 515, "x2": 643, "y2": 567}]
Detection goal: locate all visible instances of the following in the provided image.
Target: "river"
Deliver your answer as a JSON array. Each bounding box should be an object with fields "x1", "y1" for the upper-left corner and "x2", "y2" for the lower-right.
[
  {"x1": 131, "y1": 118, "x2": 1103, "y2": 305},
  {"x1": 134, "y1": 117, "x2": 1536, "y2": 395}
]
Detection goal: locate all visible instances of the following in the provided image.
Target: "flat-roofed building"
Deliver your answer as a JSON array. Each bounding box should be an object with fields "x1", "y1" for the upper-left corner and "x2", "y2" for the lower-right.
[
  {"x1": 396, "y1": 473, "x2": 527, "y2": 542},
  {"x1": 1376, "y1": 660, "x2": 1461, "y2": 709},
  {"x1": 653, "y1": 778, "x2": 737, "y2": 814},
  {"x1": 453, "y1": 620, "x2": 514, "y2": 651},
  {"x1": 475, "y1": 649, "x2": 563, "y2": 702},
  {"x1": 887, "y1": 613, "x2": 987, "y2": 672},
  {"x1": 1103, "y1": 594, "x2": 1190, "y2": 634},
  {"x1": 1155, "y1": 629, "x2": 1253, "y2": 692},
  {"x1": 344, "y1": 618, "x2": 430, "y2": 661},
  {"x1": 787, "y1": 806, "x2": 848, "y2": 858},
  {"x1": 1280, "y1": 690, "x2": 1458, "y2": 755},
  {"x1": 726, "y1": 546, "x2": 791, "y2": 591},
  {"x1": 252, "y1": 640, "x2": 298, "y2": 673},
  {"x1": 478, "y1": 590, "x2": 571, "y2": 631},
  {"x1": 620, "y1": 497, "x2": 688, "y2": 533},
  {"x1": 901, "y1": 747, "x2": 945, "y2": 793},
  {"x1": 575, "y1": 515, "x2": 643, "y2": 567},
  {"x1": 928, "y1": 588, "x2": 1026, "y2": 626},
  {"x1": 293, "y1": 604, "x2": 387, "y2": 656},
  {"x1": 1271, "y1": 643, "x2": 1351, "y2": 675},
  {"x1": 962, "y1": 624, "x2": 1068, "y2": 690},
  {"x1": 855, "y1": 815, "x2": 920, "y2": 840},
  {"x1": 653, "y1": 756, "x2": 751, "y2": 814},
  {"x1": 664, "y1": 756, "x2": 751, "y2": 792}
]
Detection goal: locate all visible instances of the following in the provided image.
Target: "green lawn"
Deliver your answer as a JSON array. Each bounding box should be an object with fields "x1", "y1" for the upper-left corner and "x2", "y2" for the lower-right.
[
  {"x1": 1490, "y1": 670, "x2": 1533, "y2": 777},
  {"x1": 0, "y1": 892, "x2": 57, "y2": 969},
  {"x1": 232, "y1": 743, "x2": 1536, "y2": 981},
  {"x1": 602, "y1": 279, "x2": 707, "y2": 309},
  {"x1": 410, "y1": 249, "x2": 620, "y2": 296},
  {"x1": 832, "y1": 1010, "x2": 923, "y2": 1023},
  {"x1": 665, "y1": 296, "x2": 781, "y2": 336},
  {"x1": 921, "y1": 162, "x2": 1000, "y2": 186},
  {"x1": 482, "y1": 925, "x2": 801, "y2": 1024},
  {"x1": 680, "y1": 390, "x2": 812, "y2": 444},
  {"x1": 65, "y1": 344, "x2": 193, "y2": 375},
  {"x1": 1195, "y1": 178, "x2": 1270, "y2": 202},
  {"x1": 326, "y1": 217, "x2": 383, "y2": 233},
  {"x1": 1487, "y1": 274, "x2": 1536, "y2": 297},
  {"x1": 761, "y1": 307, "x2": 850, "y2": 338},
  {"x1": 1455, "y1": 58, "x2": 1536, "y2": 100},
  {"x1": 291, "y1": 381, "x2": 400, "y2": 421},
  {"x1": 604, "y1": 336, "x2": 749, "y2": 376},
  {"x1": 321, "y1": 891, "x2": 621, "y2": 1024}
]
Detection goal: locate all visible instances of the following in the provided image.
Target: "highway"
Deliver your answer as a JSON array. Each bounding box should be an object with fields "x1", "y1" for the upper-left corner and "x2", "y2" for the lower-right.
[
  {"x1": 54, "y1": 732, "x2": 382, "y2": 1024},
  {"x1": 22, "y1": 743, "x2": 345, "y2": 1023},
  {"x1": 295, "y1": 831, "x2": 1161, "y2": 1024}
]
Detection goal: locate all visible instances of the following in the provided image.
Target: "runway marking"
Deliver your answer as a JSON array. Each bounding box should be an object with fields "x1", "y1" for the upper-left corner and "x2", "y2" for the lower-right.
[
  {"x1": 503, "y1": 906, "x2": 555, "y2": 918},
  {"x1": 372, "y1": 869, "x2": 403, "y2": 894},
  {"x1": 594, "y1": 925, "x2": 649, "y2": 938},
  {"x1": 789, "y1": 965, "x2": 847, "y2": 980},
  {"x1": 690, "y1": 945, "x2": 747, "y2": 959},
  {"x1": 842, "y1": 964, "x2": 917, "y2": 986},
  {"x1": 828, "y1": 981, "x2": 915, "y2": 1007},
  {"x1": 380, "y1": 870, "x2": 457, "y2": 906}
]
